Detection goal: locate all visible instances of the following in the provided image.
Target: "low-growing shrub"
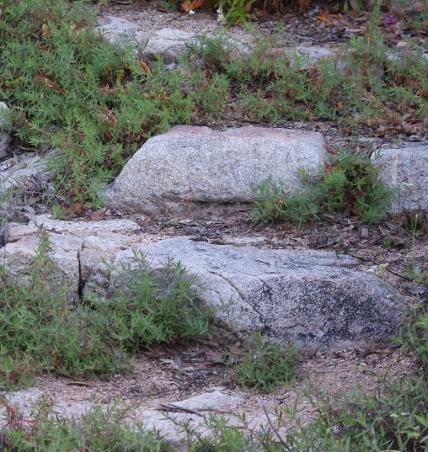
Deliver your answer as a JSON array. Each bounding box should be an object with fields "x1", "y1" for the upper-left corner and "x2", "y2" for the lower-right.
[
  {"x1": 236, "y1": 333, "x2": 300, "y2": 392},
  {"x1": 397, "y1": 311, "x2": 428, "y2": 380},
  {"x1": 284, "y1": 376, "x2": 428, "y2": 451},
  {"x1": 0, "y1": 0, "x2": 225, "y2": 212},
  {"x1": 252, "y1": 151, "x2": 393, "y2": 226},
  {"x1": 0, "y1": 229, "x2": 213, "y2": 389},
  {"x1": 90, "y1": 251, "x2": 213, "y2": 351}
]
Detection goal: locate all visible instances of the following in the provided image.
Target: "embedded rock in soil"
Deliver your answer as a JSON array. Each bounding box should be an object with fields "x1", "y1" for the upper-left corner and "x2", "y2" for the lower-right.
[
  {"x1": 97, "y1": 16, "x2": 342, "y2": 69},
  {"x1": 97, "y1": 15, "x2": 144, "y2": 46},
  {"x1": 107, "y1": 126, "x2": 325, "y2": 214},
  {"x1": 274, "y1": 45, "x2": 339, "y2": 67},
  {"x1": 135, "y1": 390, "x2": 244, "y2": 441},
  {"x1": 0, "y1": 154, "x2": 52, "y2": 195},
  {"x1": 29, "y1": 214, "x2": 141, "y2": 236},
  {"x1": 98, "y1": 17, "x2": 196, "y2": 64},
  {"x1": 0, "y1": 387, "x2": 260, "y2": 443},
  {"x1": 376, "y1": 143, "x2": 428, "y2": 213},
  {"x1": 166, "y1": 390, "x2": 242, "y2": 411},
  {"x1": 0, "y1": 225, "x2": 82, "y2": 302},
  {"x1": 143, "y1": 28, "x2": 197, "y2": 64},
  {"x1": 95, "y1": 237, "x2": 406, "y2": 350},
  {"x1": 0, "y1": 219, "x2": 143, "y2": 301}
]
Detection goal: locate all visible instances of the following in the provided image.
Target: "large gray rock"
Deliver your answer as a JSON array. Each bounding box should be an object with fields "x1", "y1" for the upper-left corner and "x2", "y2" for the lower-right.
[
  {"x1": 376, "y1": 144, "x2": 428, "y2": 213},
  {"x1": 108, "y1": 126, "x2": 325, "y2": 214},
  {"x1": 96, "y1": 237, "x2": 406, "y2": 350}
]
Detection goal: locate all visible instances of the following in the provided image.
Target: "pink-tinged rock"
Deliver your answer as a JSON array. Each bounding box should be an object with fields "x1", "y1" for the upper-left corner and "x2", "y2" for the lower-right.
[{"x1": 108, "y1": 126, "x2": 325, "y2": 214}]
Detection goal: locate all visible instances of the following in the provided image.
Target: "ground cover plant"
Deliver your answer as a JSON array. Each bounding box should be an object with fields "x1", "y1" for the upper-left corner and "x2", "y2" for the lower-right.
[
  {"x1": 0, "y1": 0, "x2": 426, "y2": 212},
  {"x1": 0, "y1": 229, "x2": 212, "y2": 390},
  {"x1": 252, "y1": 150, "x2": 393, "y2": 226},
  {"x1": 236, "y1": 333, "x2": 300, "y2": 392}
]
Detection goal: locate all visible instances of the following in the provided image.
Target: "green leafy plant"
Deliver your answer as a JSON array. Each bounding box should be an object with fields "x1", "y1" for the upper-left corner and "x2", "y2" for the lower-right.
[
  {"x1": 405, "y1": 211, "x2": 425, "y2": 243},
  {"x1": 236, "y1": 333, "x2": 300, "y2": 392},
  {"x1": 0, "y1": 0, "x2": 223, "y2": 212},
  {"x1": 91, "y1": 251, "x2": 213, "y2": 350},
  {"x1": 253, "y1": 151, "x2": 393, "y2": 226},
  {"x1": 1, "y1": 312, "x2": 427, "y2": 450},
  {"x1": 0, "y1": 229, "x2": 213, "y2": 389},
  {"x1": 220, "y1": 0, "x2": 256, "y2": 24}
]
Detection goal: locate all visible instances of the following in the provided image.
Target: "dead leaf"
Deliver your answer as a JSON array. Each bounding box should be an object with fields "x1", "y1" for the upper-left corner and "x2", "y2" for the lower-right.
[
  {"x1": 35, "y1": 72, "x2": 64, "y2": 94},
  {"x1": 41, "y1": 23, "x2": 50, "y2": 39},
  {"x1": 181, "y1": 0, "x2": 206, "y2": 13},
  {"x1": 139, "y1": 58, "x2": 151, "y2": 74}
]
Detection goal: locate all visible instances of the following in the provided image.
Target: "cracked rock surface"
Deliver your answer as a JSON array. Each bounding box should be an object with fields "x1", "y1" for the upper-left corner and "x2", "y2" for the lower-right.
[
  {"x1": 0, "y1": 217, "x2": 150, "y2": 302},
  {"x1": 0, "y1": 216, "x2": 407, "y2": 350},
  {"x1": 91, "y1": 237, "x2": 407, "y2": 350}
]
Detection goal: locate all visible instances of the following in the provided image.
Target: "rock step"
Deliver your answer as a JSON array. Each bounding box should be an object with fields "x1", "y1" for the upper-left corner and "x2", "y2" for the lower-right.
[
  {"x1": 1, "y1": 219, "x2": 406, "y2": 350},
  {"x1": 99, "y1": 237, "x2": 406, "y2": 350},
  {"x1": 0, "y1": 387, "x2": 273, "y2": 443},
  {"x1": 107, "y1": 126, "x2": 325, "y2": 214}
]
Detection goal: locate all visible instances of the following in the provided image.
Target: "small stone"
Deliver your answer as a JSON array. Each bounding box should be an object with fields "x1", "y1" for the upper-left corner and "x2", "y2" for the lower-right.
[{"x1": 167, "y1": 390, "x2": 242, "y2": 411}]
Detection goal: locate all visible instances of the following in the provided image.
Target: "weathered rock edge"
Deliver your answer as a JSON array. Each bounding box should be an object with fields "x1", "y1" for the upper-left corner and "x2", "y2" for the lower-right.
[
  {"x1": 107, "y1": 126, "x2": 325, "y2": 214},
  {"x1": 1, "y1": 221, "x2": 406, "y2": 350},
  {"x1": 89, "y1": 237, "x2": 407, "y2": 350}
]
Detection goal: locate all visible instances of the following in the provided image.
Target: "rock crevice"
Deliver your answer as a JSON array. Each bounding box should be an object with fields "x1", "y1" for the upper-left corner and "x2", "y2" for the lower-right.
[{"x1": 0, "y1": 220, "x2": 408, "y2": 351}]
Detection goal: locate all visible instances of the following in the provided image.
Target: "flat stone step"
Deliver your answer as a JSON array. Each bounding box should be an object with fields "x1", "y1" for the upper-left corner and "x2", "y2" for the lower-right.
[
  {"x1": 107, "y1": 126, "x2": 325, "y2": 214},
  {"x1": 96, "y1": 237, "x2": 406, "y2": 350}
]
